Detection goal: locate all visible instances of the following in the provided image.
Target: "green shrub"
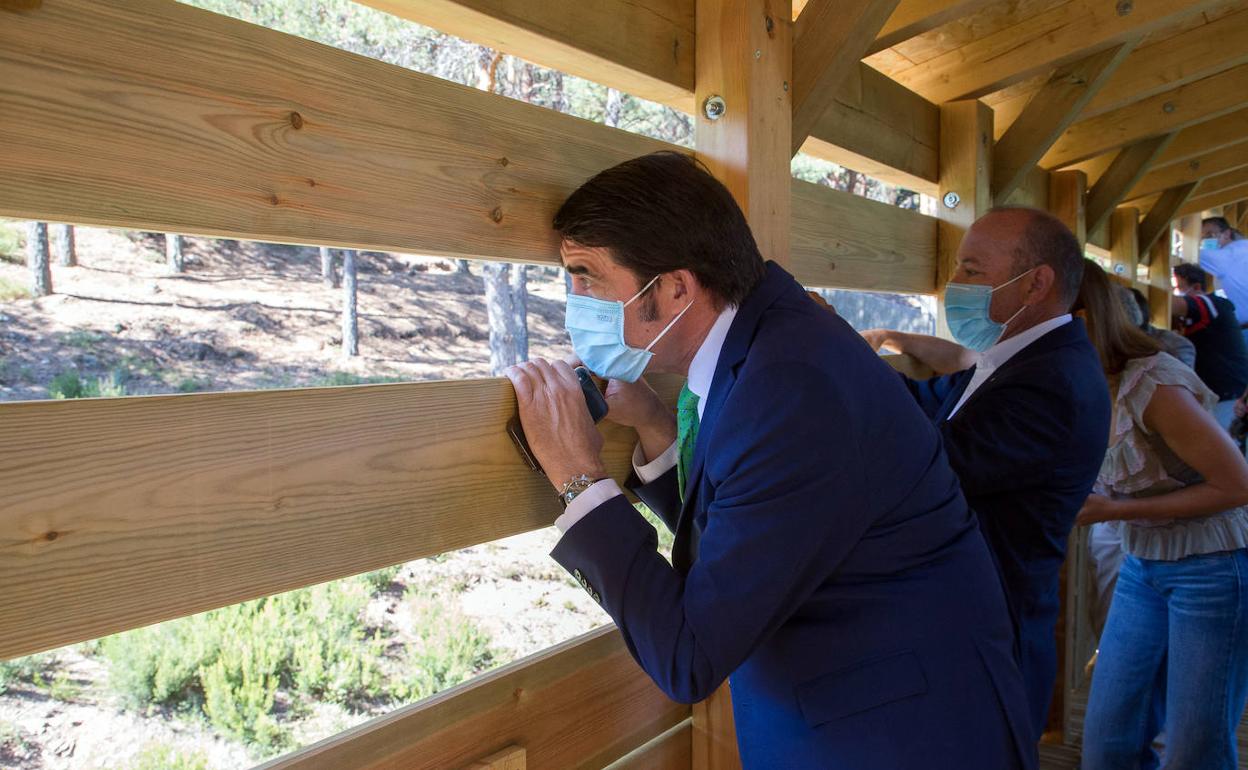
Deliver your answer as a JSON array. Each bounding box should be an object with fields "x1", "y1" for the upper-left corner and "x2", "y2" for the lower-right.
[
  {"x1": 0, "y1": 220, "x2": 23, "y2": 264},
  {"x1": 116, "y1": 743, "x2": 211, "y2": 770},
  {"x1": 0, "y1": 276, "x2": 29, "y2": 301},
  {"x1": 315, "y1": 371, "x2": 405, "y2": 387},
  {"x1": 361, "y1": 564, "x2": 402, "y2": 593},
  {"x1": 49, "y1": 370, "x2": 128, "y2": 399},
  {"x1": 396, "y1": 590, "x2": 496, "y2": 702},
  {"x1": 0, "y1": 652, "x2": 54, "y2": 695}
]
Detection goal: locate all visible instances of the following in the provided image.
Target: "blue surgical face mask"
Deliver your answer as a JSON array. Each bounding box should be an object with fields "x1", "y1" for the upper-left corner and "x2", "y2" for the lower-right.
[
  {"x1": 1201, "y1": 237, "x2": 1222, "y2": 252},
  {"x1": 565, "y1": 275, "x2": 694, "y2": 382},
  {"x1": 942, "y1": 268, "x2": 1034, "y2": 353}
]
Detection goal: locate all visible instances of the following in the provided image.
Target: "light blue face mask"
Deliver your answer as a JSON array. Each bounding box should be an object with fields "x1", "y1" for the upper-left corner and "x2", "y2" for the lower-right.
[
  {"x1": 565, "y1": 275, "x2": 694, "y2": 382},
  {"x1": 942, "y1": 268, "x2": 1034, "y2": 353},
  {"x1": 1201, "y1": 237, "x2": 1222, "y2": 252}
]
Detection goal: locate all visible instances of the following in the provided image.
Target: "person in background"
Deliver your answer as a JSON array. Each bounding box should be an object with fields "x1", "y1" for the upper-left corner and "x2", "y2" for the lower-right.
[
  {"x1": 1172, "y1": 262, "x2": 1248, "y2": 429},
  {"x1": 1074, "y1": 262, "x2": 1248, "y2": 770},
  {"x1": 1199, "y1": 216, "x2": 1248, "y2": 346},
  {"x1": 852, "y1": 207, "x2": 1111, "y2": 739},
  {"x1": 1127, "y1": 287, "x2": 1195, "y2": 369}
]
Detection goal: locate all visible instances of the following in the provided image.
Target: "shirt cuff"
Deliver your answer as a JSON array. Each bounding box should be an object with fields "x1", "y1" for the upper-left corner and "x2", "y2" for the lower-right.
[
  {"x1": 554, "y1": 479, "x2": 624, "y2": 533},
  {"x1": 632, "y1": 441, "x2": 677, "y2": 484}
]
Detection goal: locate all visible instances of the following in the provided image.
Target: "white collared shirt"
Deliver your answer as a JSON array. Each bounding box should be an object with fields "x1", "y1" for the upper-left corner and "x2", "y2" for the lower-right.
[
  {"x1": 554, "y1": 306, "x2": 738, "y2": 533},
  {"x1": 946, "y1": 314, "x2": 1072, "y2": 419}
]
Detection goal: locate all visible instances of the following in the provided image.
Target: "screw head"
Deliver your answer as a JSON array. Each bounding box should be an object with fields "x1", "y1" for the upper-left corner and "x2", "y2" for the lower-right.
[
  {"x1": 783, "y1": 80, "x2": 789, "y2": 92},
  {"x1": 703, "y1": 95, "x2": 726, "y2": 121},
  {"x1": 1163, "y1": 101, "x2": 1176, "y2": 114},
  {"x1": 943, "y1": 191, "x2": 961, "y2": 210},
  {"x1": 1116, "y1": 0, "x2": 1133, "y2": 15}
]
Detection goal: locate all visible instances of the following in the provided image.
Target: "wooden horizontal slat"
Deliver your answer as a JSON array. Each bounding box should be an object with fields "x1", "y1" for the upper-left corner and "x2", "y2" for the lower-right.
[
  {"x1": 1178, "y1": 183, "x2": 1248, "y2": 218},
  {"x1": 359, "y1": 0, "x2": 940, "y2": 193},
  {"x1": 1127, "y1": 142, "x2": 1248, "y2": 201},
  {"x1": 790, "y1": 179, "x2": 938, "y2": 294},
  {"x1": 0, "y1": 377, "x2": 678, "y2": 660},
  {"x1": 605, "y1": 720, "x2": 692, "y2": 770},
  {"x1": 1043, "y1": 63, "x2": 1248, "y2": 169},
  {"x1": 0, "y1": 0, "x2": 672, "y2": 264},
  {"x1": 264, "y1": 627, "x2": 689, "y2": 770},
  {"x1": 1151, "y1": 109, "x2": 1248, "y2": 170}
]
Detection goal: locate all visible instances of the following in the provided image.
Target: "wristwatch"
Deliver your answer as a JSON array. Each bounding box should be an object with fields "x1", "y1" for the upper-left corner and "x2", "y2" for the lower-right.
[{"x1": 557, "y1": 474, "x2": 601, "y2": 508}]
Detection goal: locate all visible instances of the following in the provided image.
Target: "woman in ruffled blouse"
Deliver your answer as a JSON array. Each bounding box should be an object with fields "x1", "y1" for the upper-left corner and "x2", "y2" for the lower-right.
[{"x1": 1076, "y1": 263, "x2": 1248, "y2": 770}]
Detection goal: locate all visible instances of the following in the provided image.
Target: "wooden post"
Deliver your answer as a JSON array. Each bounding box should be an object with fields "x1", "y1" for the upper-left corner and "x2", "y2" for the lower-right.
[
  {"x1": 26, "y1": 220, "x2": 52, "y2": 297},
  {"x1": 1048, "y1": 170, "x2": 1087, "y2": 248},
  {"x1": 1110, "y1": 208, "x2": 1140, "y2": 285},
  {"x1": 1148, "y1": 237, "x2": 1174, "y2": 328},
  {"x1": 693, "y1": 0, "x2": 791, "y2": 766},
  {"x1": 937, "y1": 100, "x2": 992, "y2": 337},
  {"x1": 51, "y1": 224, "x2": 76, "y2": 267}
]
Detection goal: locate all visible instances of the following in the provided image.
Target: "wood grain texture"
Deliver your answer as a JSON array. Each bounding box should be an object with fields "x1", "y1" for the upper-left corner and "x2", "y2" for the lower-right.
[
  {"x1": 0, "y1": 376, "x2": 681, "y2": 659},
  {"x1": 993, "y1": 44, "x2": 1135, "y2": 205},
  {"x1": 937, "y1": 100, "x2": 993, "y2": 335},
  {"x1": 791, "y1": 180, "x2": 938, "y2": 294},
  {"x1": 462, "y1": 745, "x2": 525, "y2": 770},
  {"x1": 790, "y1": 0, "x2": 901, "y2": 154},
  {"x1": 1043, "y1": 63, "x2": 1248, "y2": 169},
  {"x1": 264, "y1": 627, "x2": 689, "y2": 770},
  {"x1": 1151, "y1": 108, "x2": 1248, "y2": 170},
  {"x1": 799, "y1": 64, "x2": 940, "y2": 195},
  {"x1": 1177, "y1": 182, "x2": 1248, "y2": 218},
  {"x1": 356, "y1": 0, "x2": 696, "y2": 112},
  {"x1": 867, "y1": 0, "x2": 1002, "y2": 55},
  {"x1": 890, "y1": 0, "x2": 1222, "y2": 103},
  {"x1": 1127, "y1": 142, "x2": 1248, "y2": 201},
  {"x1": 0, "y1": 0, "x2": 673, "y2": 264},
  {"x1": 1110, "y1": 207, "x2": 1140, "y2": 282},
  {"x1": 604, "y1": 720, "x2": 692, "y2": 770},
  {"x1": 1086, "y1": 134, "x2": 1176, "y2": 235},
  {"x1": 1049, "y1": 170, "x2": 1087, "y2": 247}
]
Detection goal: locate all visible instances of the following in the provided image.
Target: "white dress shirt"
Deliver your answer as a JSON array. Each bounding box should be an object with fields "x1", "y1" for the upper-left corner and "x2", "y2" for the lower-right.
[
  {"x1": 946, "y1": 314, "x2": 1072, "y2": 419},
  {"x1": 1200, "y1": 240, "x2": 1248, "y2": 325},
  {"x1": 554, "y1": 306, "x2": 738, "y2": 533}
]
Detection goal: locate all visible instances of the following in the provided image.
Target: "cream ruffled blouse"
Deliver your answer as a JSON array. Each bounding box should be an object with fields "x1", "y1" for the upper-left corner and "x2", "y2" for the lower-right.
[{"x1": 1095, "y1": 352, "x2": 1248, "y2": 561}]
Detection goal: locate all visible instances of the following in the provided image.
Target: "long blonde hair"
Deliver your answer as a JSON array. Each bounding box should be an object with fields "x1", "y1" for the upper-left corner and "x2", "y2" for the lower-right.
[{"x1": 1073, "y1": 262, "x2": 1161, "y2": 376}]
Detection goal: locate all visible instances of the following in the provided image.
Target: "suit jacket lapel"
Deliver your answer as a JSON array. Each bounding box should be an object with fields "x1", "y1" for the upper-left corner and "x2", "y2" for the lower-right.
[{"x1": 936, "y1": 368, "x2": 976, "y2": 422}]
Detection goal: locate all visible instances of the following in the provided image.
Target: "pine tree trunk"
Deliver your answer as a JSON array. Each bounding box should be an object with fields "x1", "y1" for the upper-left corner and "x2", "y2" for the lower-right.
[
  {"x1": 27, "y1": 221, "x2": 52, "y2": 297},
  {"x1": 604, "y1": 87, "x2": 623, "y2": 128},
  {"x1": 51, "y1": 224, "x2": 76, "y2": 267},
  {"x1": 510, "y1": 264, "x2": 529, "y2": 362},
  {"x1": 166, "y1": 234, "x2": 184, "y2": 273},
  {"x1": 342, "y1": 249, "x2": 359, "y2": 357},
  {"x1": 456, "y1": 259, "x2": 472, "y2": 276},
  {"x1": 483, "y1": 262, "x2": 517, "y2": 375},
  {"x1": 320, "y1": 246, "x2": 338, "y2": 288}
]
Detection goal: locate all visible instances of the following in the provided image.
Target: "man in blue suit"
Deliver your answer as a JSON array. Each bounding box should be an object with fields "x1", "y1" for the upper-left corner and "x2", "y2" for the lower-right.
[
  {"x1": 505, "y1": 153, "x2": 1035, "y2": 768},
  {"x1": 855, "y1": 208, "x2": 1111, "y2": 737}
]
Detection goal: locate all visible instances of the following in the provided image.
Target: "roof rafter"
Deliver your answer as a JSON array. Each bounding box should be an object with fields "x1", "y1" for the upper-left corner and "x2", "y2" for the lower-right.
[
  {"x1": 1086, "y1": 134, "x2": 1176, "y2": 235},
  {"x1": 1139, "y1": 182, "x2": 1199, "y2": 254},
  {"x1": 1127, "y1": 143, "x2": 1248, "y2": 200}
]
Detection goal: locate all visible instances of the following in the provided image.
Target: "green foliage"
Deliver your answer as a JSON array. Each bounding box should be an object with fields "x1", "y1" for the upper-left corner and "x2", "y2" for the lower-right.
[
  {"x1": 49, "y1": 370, "x2": 128, "y2": 399},
  {"x1": 636, "y1": 502, "x2": 675, "y2": 557},
  {"x1": 0, "y1": 652, "x2": 55, "y2": 695},
  {"x1": 396, "y1": 589, "x2": 497, "y2": 702},
  {"x1": 63, "y1": 329, "x2": 107, "y2": 348},
  {"x1": 0, "y1": 276, "x2": 30, "y2": 301},
  {"x1": 176, "y1": 377, "x2": 211, "y2": 393},
  {"x1": 0, "y1": 220, "x2": 24, "y2": 264},
  {"x1": 361, "y1": 564, "x2": 402, "y2": 593},
  {"x1": 315, "y1": 371, "x2": 405, "y2": 387},
  {"x1": 116, "y1": 743, "x2": 211, "y2": 770}
]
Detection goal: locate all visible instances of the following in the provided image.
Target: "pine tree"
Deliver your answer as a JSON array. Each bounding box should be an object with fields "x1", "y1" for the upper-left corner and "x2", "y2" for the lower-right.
[{"x1": 27, "y1": 222, "x2": 52, "y2": 297}]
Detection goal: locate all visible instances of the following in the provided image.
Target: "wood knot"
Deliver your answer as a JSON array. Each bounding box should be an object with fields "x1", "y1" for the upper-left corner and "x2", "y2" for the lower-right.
[
  {"x1": 289, "y1": 111, "x2": 304, "y2": 129},
  {"x1": 307, "y1": 178, "x2": 317, "y2": 187},
  {"x1": 269, "y1": 194, "x2": 280, "y2": 206},
  {"x1": 827, "y1": 262, "x2": 837, "y2": 271},
  {"x1": 0, "y1": 0, "x2": 44, "y2": 13},
  {"x1": 44, "y1": 531, "x2": 59, "y2": 542},
  {"x1": 513, "y1": 688, "x2": 524, "y2": 700},
  {"x1": 498, "y1": 157, "x2": 509, "y2": 167},
  {"x1": 489, "y1": 206, "x2": 504, "y2": 223}
]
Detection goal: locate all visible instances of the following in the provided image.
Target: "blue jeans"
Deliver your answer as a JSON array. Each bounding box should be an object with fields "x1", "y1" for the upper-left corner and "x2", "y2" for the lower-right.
[{"x1": 1082, "y1": 549, "x2": 1248, "y2": 770}]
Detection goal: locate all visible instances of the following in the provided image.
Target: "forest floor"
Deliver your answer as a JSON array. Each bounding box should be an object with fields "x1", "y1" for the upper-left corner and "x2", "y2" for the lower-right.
[{"x1": 0, "y1": 225, "x2": 624, "y2": 770}]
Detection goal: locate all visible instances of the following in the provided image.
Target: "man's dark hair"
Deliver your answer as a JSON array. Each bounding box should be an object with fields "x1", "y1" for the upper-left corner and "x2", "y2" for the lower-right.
[
  {"x1": 989, "y1": 207, "x2": 1085, "y2": 309},
  {"x1": 1203, "y1": 216, "x2": 1232, "y2": 235},
  {"x1": 1129, "y1": 287, "x2": 1151, "y2": 330},
  {"x1": 553, "y1": 151, "x2": 766, "y2": 309},
  {"x1": 1174, "y1": 262, "x2": 1209, "y2": 290}
]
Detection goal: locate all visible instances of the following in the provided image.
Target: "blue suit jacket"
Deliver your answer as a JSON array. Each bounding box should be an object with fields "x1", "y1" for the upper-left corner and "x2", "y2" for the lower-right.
[
  {"x1": 903, "y1": 319, "x2": 1110, "y2": 734},
  {"x1": 552, "y1": 263, "x2": 1037, "y2": 769}
]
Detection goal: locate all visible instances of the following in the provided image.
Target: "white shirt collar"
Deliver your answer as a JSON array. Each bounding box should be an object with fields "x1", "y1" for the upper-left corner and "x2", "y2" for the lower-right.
[
  {"x1": 687, "y1": 306, "x2": 738, "y2": 419},
  {"x1": 977, "y1": 313, "x2": 1073, "y2": 371}
]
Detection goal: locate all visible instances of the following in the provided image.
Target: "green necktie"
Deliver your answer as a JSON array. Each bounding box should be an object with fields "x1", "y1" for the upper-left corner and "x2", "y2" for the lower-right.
[{"x1": 676, "y1": 384, "x2": 700, "y2": 502}]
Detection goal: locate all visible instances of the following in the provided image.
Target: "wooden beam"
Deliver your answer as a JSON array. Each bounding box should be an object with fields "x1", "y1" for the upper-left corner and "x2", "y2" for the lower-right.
[
  {"x1": 993, "y1": 44, "x2": 1135, "y2": 205},
  {"x1": 1178, "y1": 183, "x2": 1248, "y2": 219},
  {"x1": 1139, "y1": 182, "x2": 1199, "y2": 254},
  {"x1": 791, "y1": 0, "x2": 901, "y2": 155},
  {"x1": 799, "y1": 65, "x2": 939, "y2": 195},
  {"x1": 1173, "y1": 164, "x2": 1248, "y2": 202},
  {"x1": 357, "y1": 0, "x2": 697, "y2": 112},
  {"x1": 0, "y1": 377, "x2": 679, "y2": 660},
  {"x1": 1151, "y1": 108, "x2": 1248, "y2": 170},
  {"x1": 890, "y1": 0, "x2": 1222, "y2": 103},
  {"x1": 1110, "y1": 207, "x2": 1140, "y2": 282},
  {"x1": 264, "y1": 628, "x2": 688, "y2": 769},
  {"x1": 463, "y1": 746, "x2": 526, "y2": 770},
  {"x1": 937, "y1": 100, "x2": 993, "y2": 335},
  {"x1": 989, "y1": 9, "x2": 1248, "y2": 129},
  {"x1": 867, "y1": 0, "x2": 1002, "y2": 56},
  {"x1": 694, "y1": 1, "x2": 791, "y2": 764},
  {"x1": 1086, "y1": 134, "x2": 1176, "y2": 235},
  {"x1": 1127, "y1": 143, "x2": 1248, "y2": 201},
  {"x1": 1043, "y1": 63, "x2": 1248, "y2": 169},
  {"x1": 0, "y1": 0, "x2": 676, "y2": 265},
  {"x1": 606, "y1": 720, "x2": 693, "y2": 770},
  {"x1": 1002, "y1": 165, "x2": 1052, "y2": 209},
  {"x1": 790, "y1": 180, "x2": 938, "y2": 293},
  {"x1": 1239, "y1": 202, "x2": 1248, "y2": 231},
  {"x1": 1049, "y1": 170, "x2": 1087, "y2": 247}
]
